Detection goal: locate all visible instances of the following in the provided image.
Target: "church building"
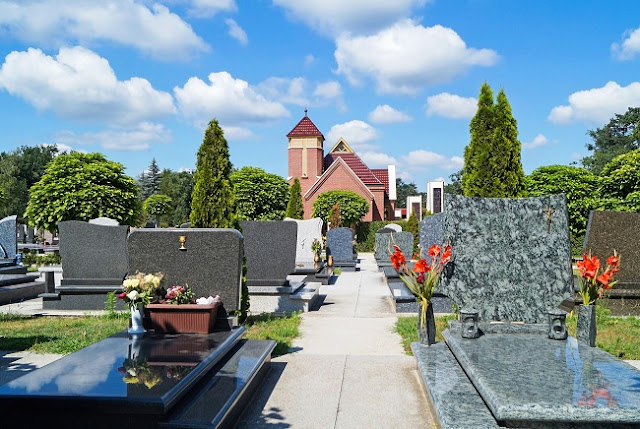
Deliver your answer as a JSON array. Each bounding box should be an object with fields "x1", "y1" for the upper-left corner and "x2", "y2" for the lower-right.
[{"x1": 287, "y1": 111, "x2": 397, "y2": 221}]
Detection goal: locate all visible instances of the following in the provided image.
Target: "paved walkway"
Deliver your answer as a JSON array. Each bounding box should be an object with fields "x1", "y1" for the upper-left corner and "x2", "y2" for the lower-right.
[{"x1": 236, "y1": 253, "x2": 436, "y2": 428}]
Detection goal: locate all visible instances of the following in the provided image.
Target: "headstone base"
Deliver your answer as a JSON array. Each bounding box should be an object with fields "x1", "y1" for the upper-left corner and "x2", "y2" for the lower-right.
[{"x1": 248, "y1": 281, "x2": 322, "y2": 313}]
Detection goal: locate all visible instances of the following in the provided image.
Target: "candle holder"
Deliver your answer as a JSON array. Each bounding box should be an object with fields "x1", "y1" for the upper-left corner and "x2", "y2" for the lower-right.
[
  {"x1": 548, "y1": 309, "x2": 567, "y2": 340},
  {"x1": 460, "y1": 309, "x2": 480, "y2": 339}
]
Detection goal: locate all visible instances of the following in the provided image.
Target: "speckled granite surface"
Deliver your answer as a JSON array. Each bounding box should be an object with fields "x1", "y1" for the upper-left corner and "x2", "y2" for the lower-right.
[
  {"x1": 440, "y1": 194, "x2": 573, "y2": 323},
  {"x1": 419, "y1": 212, "x2": 444, "y2": 254},
  {"x1": 374, "y1": 231, "x2": 413, "y2": 262},
  {"x1": 443, "y1": 330, "x2": 640, "y2": 426}
]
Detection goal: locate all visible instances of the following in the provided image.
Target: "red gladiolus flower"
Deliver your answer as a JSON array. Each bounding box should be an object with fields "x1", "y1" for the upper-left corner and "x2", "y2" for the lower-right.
[
  {"x1": 390, "y1": 250, "x2": 405, "y2": 270},
  {"x1": 413, "y1": 259, "x2": 430, "y2": 274},
  {"x1": 607, "y1": 254, "x2": 620, "y2": 267},
  {"x1": 428, "y1": 244, "x2": 441, "y2": 258},
  {"x1": 597, "y1": 270, "x2": 612, "y2": 287},
  {"x1": 416, "y1": 274, "x2": 425, "y2": 283},
  {"x1": 441, "y1": 245, "x2": 452, "y2": 265},
  {"x1": 577, "y1": 254, "x2": 600, "y2": 279},
  {"x1": 393, "y1": 245, "x2": 401, "y2": 253}
]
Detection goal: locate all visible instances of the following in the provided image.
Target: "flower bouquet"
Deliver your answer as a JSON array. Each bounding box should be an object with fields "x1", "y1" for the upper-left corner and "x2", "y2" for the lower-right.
[
  {"x1": 147, "y1": 284, "x2": 222, "y2": 334},
  {"x1": 576, "y1": 251, "x2": 620, "y2": 306},
  {"x1": 118, "y1": 272, "x2": 164, "y2": 334}
]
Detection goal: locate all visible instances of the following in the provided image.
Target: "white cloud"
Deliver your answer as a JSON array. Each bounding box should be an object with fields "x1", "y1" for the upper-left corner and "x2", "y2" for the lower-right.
[
  {"x1": 182, "y1": 0, "x2": 237, "y2": 17},
  {"x1": 611, "y1": 27, "x2": 640, "y2": 60},
  {"x1": 523, "y1": 134, "x2": 549, "y2": 150},
  {"x1": 0, "y1": 47, "x2": 175, "y2": 125},
  {"x1": 358, "y1": 151, "x2": 398, "y2": 168},
  {"x1": 548, "y1": 81, "x2": 640, "y2": 125},
  {"x1": 258, "y1": 77, "x2": 309, "y2": 106},
  {"x1": 426, "y1": 93, "x2": 477, "y2": 119},
  {"x1": 55, "y1": 122, "x2": 172, "y2": 151},
  {"x1": 368, "y1": 105, "x2": 412, "y2": 123},
  {"x1": 314, "y1": 81, "x2": 342, "y2": 99},
  {"x1": 0, "y1": 1, "x2": 208, "y2": 60},
  {"x1": 335, "y1": 20, "x2": 499, "y2": 95},
  {"x1": 223, "y1": 126, "x2": 254, "y2": 140},
  {"x1": 273, "y1": 0, "x2": 428, "y2": 36},
  {"x1": 401, "y1": 150, "x2": 463, "y2": 170},
  {"x1": 174, "y1": 71, "x2": 290, "y2": 128},
  {"x1": 225, "y1": 18, "x2": 248, "y2": 45},
  {"x1": 326, "y1": 120, "x2": 379, "y2": 147},
  {"x1": 304, "y1": 54, "x2": 315, "y2": 66}
]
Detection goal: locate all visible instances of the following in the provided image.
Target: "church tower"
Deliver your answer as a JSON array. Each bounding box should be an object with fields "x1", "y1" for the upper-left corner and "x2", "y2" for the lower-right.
[{"x1": 287, "y1": 110, "x2": 324, "y2": 196}]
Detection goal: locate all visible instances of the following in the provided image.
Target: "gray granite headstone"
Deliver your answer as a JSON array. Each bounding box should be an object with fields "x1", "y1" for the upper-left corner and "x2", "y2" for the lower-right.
[
  {"x1": 127, "y1": 228, "x2": 243, "y2": 312},
  {"x1": 26, "y1": 227, "x2": 35, "y2": 244},
  {"x1": 374, "y1": 231, "x2": 413, "y2": 261},
  {"x1": 88, "y1": 217, "x2": 119, "y2": 226},
  {"x1": 241, "y1": 221, "x2": 297, "y2": 287},
  {"x1": 284, "y1": 217, "x2": 323, "y2": 266},
  {"x1": 385, "y1": 223, "x2": 402, "y2": 232},
  {"x1": 17, "y1": 224, "x2": 26, "y2": 244},
  {"x1": 179, "y1": 222, "x2": 191, "y2": 228},
  {"x1": 0, "y1": 215, "x2": 17, "y2": 260},
  {"x1": 419, "y1": 212, "x2": 444, "y2": 254},
  {"x1": 326, "y1": 227, "x2": 354, "y2": 262},
  {"x1": 59, "y1": 220, "x2": 129, "y2": 281},
  {"x1": 584, "y1": 211, "x2": 640, "y2": 286},
  {"x1": 439, "y1": 194, "x2": 573, "y2": 323}
]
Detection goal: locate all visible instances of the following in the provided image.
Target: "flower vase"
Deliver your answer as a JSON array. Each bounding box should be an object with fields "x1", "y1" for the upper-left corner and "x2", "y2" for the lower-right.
[
  {"x1": 129, "y1": 304, "x2": 146, "y2": 335},
  {"x1": 417, "y1": 302, "x2": 436, "y2": 346},
  {"x1": 577, "y1": 304, "x2": 596, "y2": 347}
]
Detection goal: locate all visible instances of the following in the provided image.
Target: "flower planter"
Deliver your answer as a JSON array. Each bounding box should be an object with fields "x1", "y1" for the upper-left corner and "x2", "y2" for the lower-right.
[{"x1": 146, "y1": 302, "x2": 220, "y2": 334}]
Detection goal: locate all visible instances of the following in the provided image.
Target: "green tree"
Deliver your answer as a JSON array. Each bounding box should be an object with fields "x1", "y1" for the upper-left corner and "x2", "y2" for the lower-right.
[
  {"x1": 444, "y1": 170, "x2": 463, "y2": 195},
  {"x1": 159, "y1": 169, "x2": 194, "y2": 226},
  {"x1": 190, "y1": 119, "x2": 236, "y2": 228},
  {"x1": 312, "y1": 190, "x2": 369, "y2": 227},
  {"x1": 25, "y1": 152, "x2": 140, "y2": 232},
  {"x1": 230, "y1": 167, "x2": 290, "y2": 221},
  {"x1": 406, "y1": 211, "x2": 419, "y2": 254},
  {"x1": 0, "y1": 145, "x2": 57, "y2": 221},
  {"x1": 138, "y1": 158, "x2": 161, "y2": 201},
  {"x1": 598, "y1": 148, "x2": 640, "y2": 211},
  {"x1": 143, "y1": 194, "x2": 172, "y2": 226},
  {"x1": 285, "y1": 177, "x2": 304, "y2": 219},
  {"x1": 462, "y1": 82, "x2": 494, "y2": 196},
  {"x1": 582, "y1": 107, "x2": 640, "y2": 175},
  {"x1": 395, "y1": 178, "x2": 419, "y2": 208},
  {"x1": 525, "y1": 165, "x2": 600, "y2": 256}
]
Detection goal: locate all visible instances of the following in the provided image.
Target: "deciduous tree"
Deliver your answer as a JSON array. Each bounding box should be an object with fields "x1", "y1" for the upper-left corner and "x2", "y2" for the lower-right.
[
  {"x1": 312, "y1": 190, "x2": 369, "y2": 227},
  {"x1": 231, "y1": 167, "x2": 289, "y2": 220}
]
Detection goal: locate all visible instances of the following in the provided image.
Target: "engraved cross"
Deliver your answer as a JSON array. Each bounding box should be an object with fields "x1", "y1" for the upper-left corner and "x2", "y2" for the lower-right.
[{"x1": 542, "y1": 203, "x2": 555, "y2": 234}]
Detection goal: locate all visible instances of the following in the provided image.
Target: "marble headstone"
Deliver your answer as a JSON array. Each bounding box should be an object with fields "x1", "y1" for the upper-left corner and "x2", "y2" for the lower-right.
[
  {"x1": 284, "y1": 217, "x2": 323, "y2": 266},
  {"x1": 127, "y1": 228, "x2": 243, "y2": 312},
  {"x1": 584, "y1": 210, "x2": 640, "y2": 286},
  {"x1": 59, "y1": 220, "x2": 130, "y2": 282},
  {"x1": 241, "y1": 221, "x2": 297, "y2": 287},
  {"x1": 326, "y1": 227, "x2": 354, "y2": 262},
  {"x1": 385, "y1": 223, "x2": 402, "y2": 232},
  {"x1": 88, "y1": 217, "x2": 119, "y2": 226},
  {"x1": 439, "y1": 194, "x2": 573, "y2": 323},
  {"x1": 419, "y1": 212, "x2": 444, "y2": 254},
  {"x1": 0, "y1": 215, "x2": 17, "y2": 260},
  {"x1": 374, "y1": 231, "x2": 413, "y2": 261}
]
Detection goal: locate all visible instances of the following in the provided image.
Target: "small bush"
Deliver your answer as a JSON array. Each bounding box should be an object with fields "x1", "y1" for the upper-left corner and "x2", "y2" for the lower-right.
[{"x1": 21, "y1": 251, "x2": 61, "y2": 267}]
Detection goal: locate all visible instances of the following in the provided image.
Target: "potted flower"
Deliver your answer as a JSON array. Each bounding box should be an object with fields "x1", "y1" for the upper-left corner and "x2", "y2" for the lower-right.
[
  {"x1": 118, "y1": 272, "x2": 164, "y2": 335},
  {"x1": 391, "y1": 242, "x2": 452, "y2": 346},
  {"x1": 311, "y1": 238, "x2": 322, "y2": 263},
  {"x1": 575, "y1": 250, "x2": 620, "y2": 346},
  {"x1": 146, "y1": 284, "x2": 222, "y2": 334}
]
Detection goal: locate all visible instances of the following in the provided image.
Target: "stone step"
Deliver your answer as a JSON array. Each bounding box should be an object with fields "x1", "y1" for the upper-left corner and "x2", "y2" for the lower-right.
[
  {"x1": 0, "y1": 265, "x2": 27, "y2": 275},
  {"x1": 0, "y1": 281, "x2": 44, "y2": 304},
  {"x1": 0, "y1": 274, "x2": 39, "y2": 287},
  {"x1": 160, "y1": 339, "x2": 276, "y2": 429}
]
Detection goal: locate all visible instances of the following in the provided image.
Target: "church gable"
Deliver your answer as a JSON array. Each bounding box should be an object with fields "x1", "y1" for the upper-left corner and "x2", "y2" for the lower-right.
[
  {"x1": 328, "y1": 138, "x2": 354, "y2": 154},
  {"x1": 304, "y1": 157, "x2": 374, "y2": 201}
]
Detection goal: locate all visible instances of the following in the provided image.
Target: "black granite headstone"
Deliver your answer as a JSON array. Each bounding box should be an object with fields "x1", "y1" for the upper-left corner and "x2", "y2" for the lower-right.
[
  {"x1": 439, "y1": 194, "x2": 573, "y2": 323},
  {"x1": 0, "y1": 215, "x2": 17, "y2": 260},
  {"x1": 127, "y1": 228, "x2": 243, "y2": 313},
  {"x1": 326, "y1": 227, "x2": 354, "y2": 262},
  {"x1": 240, "y1": 221, "x2": 297, "y2": 287}
]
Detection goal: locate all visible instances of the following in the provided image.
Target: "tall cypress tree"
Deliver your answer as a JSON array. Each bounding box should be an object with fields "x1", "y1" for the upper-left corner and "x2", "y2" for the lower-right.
[
  {"x1": 190, "y1": 119, "x2": 236, "y2": 228},
  {"x1": 491, "y1": 89, "x2": 524, "y2": 197},
  {"x1": 462, "y1": 82, "x2": 494, "y2": 197},
  {"x1": 285, "y1": 177, "x2": 304, "y2": 219}
]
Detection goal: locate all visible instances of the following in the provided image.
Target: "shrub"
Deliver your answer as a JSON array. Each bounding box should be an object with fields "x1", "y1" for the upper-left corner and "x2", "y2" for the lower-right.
[{"x1": 355, "y1": 220, "x2": 408, "y2": 252}]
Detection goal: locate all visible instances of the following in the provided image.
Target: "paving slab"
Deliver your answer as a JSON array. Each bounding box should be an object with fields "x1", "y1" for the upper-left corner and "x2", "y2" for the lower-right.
[{"x1": 0, "y1": 351, "x2": 63, "y2": 385}]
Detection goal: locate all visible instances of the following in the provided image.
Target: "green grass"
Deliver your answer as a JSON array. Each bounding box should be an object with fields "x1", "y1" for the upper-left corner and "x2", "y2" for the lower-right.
[
  {"x1": 243, "y1": 312, "x2": 302, "y2": 357},
  {"x1": 0, "y1": 312, "x2": 128, "y2": 354},
  {"x1": 395, "y1": 314, "x2": 456, "y2": 355}
]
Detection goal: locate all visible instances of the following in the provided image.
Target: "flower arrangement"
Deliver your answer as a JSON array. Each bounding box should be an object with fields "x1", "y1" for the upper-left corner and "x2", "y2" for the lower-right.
[
  {"x1": 165, "y1": 285, "x2": 195, "y2": 304},
  {"x1": 576, "y1": 250, "x2": 620, "y2": 306},
  {"x1": 311, "y1": 238, "x2": 322, "y2": 255},
  {"x1": 118, "y1": 272, "x2": 164, "y2": 307},
  {"x1": 391, "y1": 243, "x2": 452, "y2": 327}
]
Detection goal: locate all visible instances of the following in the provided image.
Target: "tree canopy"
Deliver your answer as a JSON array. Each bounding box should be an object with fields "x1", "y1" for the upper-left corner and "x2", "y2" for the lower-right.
[
  {"x1": 143, "y1": 194, "x2": 172, "y2": 226},
  {"x1": 462, "y1": 82, "x2": 494, "y2": 196},
  {"x1": 285, "y1": 177, "x2": 304, "y2": 219},
  {"x1": 312, "y1": 190, "x2": 369, "y2": 227},
  {"x1": 158, "y1": 169, "x2": 193, "y2": 226},
  {"x1": 230, "y1": 167, "x2": 290, "y2": 221},
  {"x1": 394, "y1": 179, "x2": 418, "y2": 208},
  {"x1": 598, "y1": 148, "x2": 640, "y2": 211},
  {"x1": 190, "y1": 119, "x2": 236, "y2": 228},
  {"x1": 25, "y1": 152, "x2": 140, "y2": 231}
]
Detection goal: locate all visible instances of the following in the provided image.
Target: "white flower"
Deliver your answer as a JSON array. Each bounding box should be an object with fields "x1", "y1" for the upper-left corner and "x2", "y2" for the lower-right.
[{"x1": 127, "y1": 290, "x2": 139, "y2": 301}]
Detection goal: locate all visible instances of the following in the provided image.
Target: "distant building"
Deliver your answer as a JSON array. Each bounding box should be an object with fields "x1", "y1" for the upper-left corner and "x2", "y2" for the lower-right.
[
  {"x1": 426, "y1": 181, "x2": 445, "y2": 213},
  {"x1": 287, "y1": 111, "x2": 396, "y2": 221}
]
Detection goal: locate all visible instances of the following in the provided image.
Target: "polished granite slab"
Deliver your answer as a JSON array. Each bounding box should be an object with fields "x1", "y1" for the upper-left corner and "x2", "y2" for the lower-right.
[
  {"x1": 443, "y1": 330, "x2": 640, "y2": 426},
  {"x1": 0, "y1": 327, "x2": 245, "y2": 415}
]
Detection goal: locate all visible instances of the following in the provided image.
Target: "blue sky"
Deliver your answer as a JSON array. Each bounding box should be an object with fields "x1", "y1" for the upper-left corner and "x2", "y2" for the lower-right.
[{"x1": 1, "y1": 1, "x2": 640, "y2": 192}]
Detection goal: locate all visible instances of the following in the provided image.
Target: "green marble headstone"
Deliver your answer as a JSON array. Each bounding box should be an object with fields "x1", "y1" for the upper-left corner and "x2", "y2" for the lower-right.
[{"x1": 439, "y1": 194, "x2": 573, "y2": 323}]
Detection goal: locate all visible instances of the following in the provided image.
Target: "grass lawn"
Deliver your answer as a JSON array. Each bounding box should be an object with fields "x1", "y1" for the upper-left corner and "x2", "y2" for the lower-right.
[
  {"x1": 395, "y1": 309, "x2": 640, "y2": 360},
  {"x1": 0, "y1": 311, "x2": 302, "y2": 358}
]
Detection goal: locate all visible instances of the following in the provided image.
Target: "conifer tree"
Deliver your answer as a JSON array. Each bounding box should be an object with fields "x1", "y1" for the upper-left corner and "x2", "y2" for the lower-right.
[
  {"x1": 490, "y1": 89, "x2": 524, "y2": 197},
  {"x1": 190, "y1": 119, "x2": 236, "y2": 228},
  {"x1": 147, "y1": 158, "x2": 161, "y2": 196},
  {"x1": 462, "y1": 82, "x2": 494, "y2": 196},
  {"x1": 285, "y1": 177, "x2": 304, "y2": 219}
]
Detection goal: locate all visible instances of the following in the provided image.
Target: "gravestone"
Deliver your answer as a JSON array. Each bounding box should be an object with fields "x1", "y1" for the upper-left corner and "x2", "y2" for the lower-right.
[
  {"x1": 326, "y1": 227, "x2": 357, "y2": 270},
  {"x1": 241, "y1": 221, "x2": 297, "y2": 287},
  {"x1": 127, "y1": 228, "x2": 243, "y2": 316},
  {"x1": 88, "y1": 217, "x2": 119, "y2": 226},
  {"x1": 583, "y1": 210, "x2": 640, "y2": 315},
  {"x1": 385, "y1": 223, "x2": 402, "y2": 232},
  {"x1": 419, "y1": 212, "x2": 444, "y2": 254},
  {"x1": 0, "y1": 215, "x2": 18, "y2": 260},
  {"x1": 374, "y1": 231, "x2": 413, "y2": 266},
  {"x1": 17, "y1": 224, "x2": 26, "y2": 244},
  {"x1": 26, "y1": 227, "x2": 35, "y2": 244},
  {"x1": 440, "y1": 194, "x2": 573, "y2": 323},
  {"x1": 376, "y1": 227, "x2": 395, "y2": 234},
  {"x1": 284, "y1": 217, "x2": 323, "y2": 266}
]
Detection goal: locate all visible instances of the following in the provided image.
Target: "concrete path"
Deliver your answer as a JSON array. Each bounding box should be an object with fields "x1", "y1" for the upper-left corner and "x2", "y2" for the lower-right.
[{"x1": 236, "y1": 253, "x2": 436, "y2": 429}]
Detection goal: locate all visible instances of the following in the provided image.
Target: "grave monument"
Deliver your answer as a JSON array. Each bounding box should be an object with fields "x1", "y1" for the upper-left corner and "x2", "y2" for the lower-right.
[{"x1": 326, "y1": 227, "x2": 357, "y2": 271}]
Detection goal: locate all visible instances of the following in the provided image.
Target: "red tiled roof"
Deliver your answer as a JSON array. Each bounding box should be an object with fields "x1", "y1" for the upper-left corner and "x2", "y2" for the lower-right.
[
  {"x1": 323, "y1": 153, "x2": 381, "y2": 185},
  {"x1": 287, "y1": 116, "x2": 324, "y2": 138},
  {"x1": 371, "y1": 169, "x2": 389, "y2": 194}
]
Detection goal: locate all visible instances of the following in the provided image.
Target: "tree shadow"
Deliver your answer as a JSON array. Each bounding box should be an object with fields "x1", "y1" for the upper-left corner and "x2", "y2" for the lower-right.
[
  {"x1": 236, "y1": 361, "x2": 291, "y2": 428},
  {"x1": 0, "y1": 335, "x2": 56, "y2": 352}
]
